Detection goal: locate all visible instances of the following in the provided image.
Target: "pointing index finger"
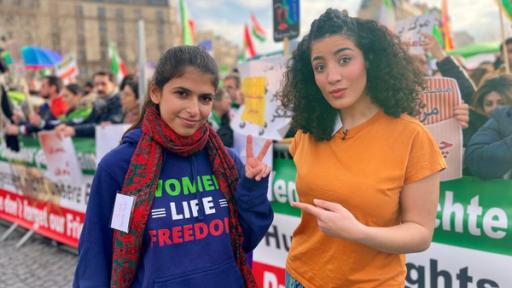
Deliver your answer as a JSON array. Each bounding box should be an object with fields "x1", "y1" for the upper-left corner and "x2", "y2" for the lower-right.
[{"x1": 291, "y1": 201, "x2": 324, "y2": 218}]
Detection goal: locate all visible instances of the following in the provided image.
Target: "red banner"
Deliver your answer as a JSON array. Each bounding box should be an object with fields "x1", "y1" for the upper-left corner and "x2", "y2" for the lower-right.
[
  {"x1": 0, "y1": 189, "x2": 84, "y2": 248},
  {"x1": 253, "y1": 261, "x2": 286, "y2": 288}
]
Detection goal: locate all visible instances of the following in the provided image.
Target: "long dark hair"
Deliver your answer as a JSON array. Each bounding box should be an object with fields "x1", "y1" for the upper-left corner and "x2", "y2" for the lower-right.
[
  {"x1": 472, "y1": 74, "x2": 512, "y2": 114},
  {"x1": 125, "y1": 46, "x2": 219, "y2": 135},
  {"x1": 278, "y1": 8, "x2": 424, "y2": 141}
]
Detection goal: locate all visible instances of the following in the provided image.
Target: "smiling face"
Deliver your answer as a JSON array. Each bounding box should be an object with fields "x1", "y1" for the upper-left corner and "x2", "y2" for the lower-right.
[
  {"x1": 150, "y1": 67, "x2": 216, "y2": 136},
  {"x1": 311, "y1": 35, "x2": 369, "y2": 112}
]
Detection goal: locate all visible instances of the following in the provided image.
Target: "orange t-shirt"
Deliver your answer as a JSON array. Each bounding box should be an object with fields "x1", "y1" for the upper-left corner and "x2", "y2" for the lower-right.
[{"x1": 286, "y1": 110, "x2": 446, "y2": 288}]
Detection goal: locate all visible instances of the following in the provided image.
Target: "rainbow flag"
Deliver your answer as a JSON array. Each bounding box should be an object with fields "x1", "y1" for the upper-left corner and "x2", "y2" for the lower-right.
[
  {"x1": 244, "y1": 23, "x2": 256, "y2": 58},
  {"x1": 251, "y1": 13, "x2": 267, "y2": 42},
  {"x1": 179, "y1": 0, "x2": 194, "y2": 45}
]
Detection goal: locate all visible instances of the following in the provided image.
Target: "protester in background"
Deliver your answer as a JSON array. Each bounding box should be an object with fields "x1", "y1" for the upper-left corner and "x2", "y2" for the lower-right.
[
  {"x1": 120, "y1": 78, "x2": 140, "y2": 124},
  {"x1": 83, "y1": 80, "x2": 94, "y2": 96},
  {"x1": 5, "y1": 75, "x2": 67, "y2": 136},
  {"x1": 74, "y1": 46, "x2": 273, "y2": 288},
  {"x1": 224, "y1": 73, "x2": 243, "y2": 108},
  {"x1": 58, "y1": 84, "x2": 93, "y2": 126},
  {"x1": 465, "y1": 74, "x2": 512, "y2": 179},
  {"x1": 0, "y1": 53, "x2": 19, "y2": 151},
  {"x1": 420, "y1": 33, "x2": 471, "y2": 132},
  {"x1": 278, "y1": 9, "x2": 445, "y2": 287},
  {"x1": 55, "y1": 71, "x2": 123, "y2": 137},
  {"x1": 463, "y1": 74, "x2": 510, "y2": 151},
  {"x1": 469, "y1": 61, "x2": 494, "y2": 88},
  {"x1": 209, "y1": 88, "x2": 233, "y2": 147},
  {"x1": 494, "y1": 37, "x2": 512, "y2": 71}
]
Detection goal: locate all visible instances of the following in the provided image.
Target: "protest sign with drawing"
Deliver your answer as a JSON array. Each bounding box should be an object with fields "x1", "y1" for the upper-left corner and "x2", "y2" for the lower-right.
[
  {"x1": 38, "y1": 131, "x2": 83, "y2": 184},
  {"x1": 418, "y1": 77, "x2": 462, "y2": 181},
  {"x1": 395, "y1": 14, "x2": 435, "y2": 55},
  {"x1": 231, "y1": 56, "x2": 292, "y2": 140}
]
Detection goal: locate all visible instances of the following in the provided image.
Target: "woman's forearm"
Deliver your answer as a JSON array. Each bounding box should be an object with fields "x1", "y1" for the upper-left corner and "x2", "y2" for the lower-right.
[{"x1": 356, "y1": 222, "x2": 434, "y2": 254}]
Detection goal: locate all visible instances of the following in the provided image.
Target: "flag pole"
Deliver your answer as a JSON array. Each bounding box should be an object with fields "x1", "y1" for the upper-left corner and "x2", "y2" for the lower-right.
[
  {"x1": 499, "y1": 2, "x2": 510, "y2": 74},
  {"x1": 137, "y1": 19, "x2": 146, "y2": 110},
  {"x1": 283, "y1": 37, "x2": 289, "y2": 56}
]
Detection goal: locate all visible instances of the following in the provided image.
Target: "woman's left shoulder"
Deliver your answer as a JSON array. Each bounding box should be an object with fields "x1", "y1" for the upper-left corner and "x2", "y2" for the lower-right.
[{"x1": 382, "y1": 112, "x2": 430, "y2": 134}]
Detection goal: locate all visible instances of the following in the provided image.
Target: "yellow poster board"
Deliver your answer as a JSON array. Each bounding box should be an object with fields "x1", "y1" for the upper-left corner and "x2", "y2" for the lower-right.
[{"x1": 241, "y1": 76, "x2": 266, "y2": 127}]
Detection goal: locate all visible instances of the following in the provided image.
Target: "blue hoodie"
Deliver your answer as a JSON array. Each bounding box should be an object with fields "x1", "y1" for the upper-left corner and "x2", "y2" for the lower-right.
[{"x1": 73, "y1": 129, "x2": 273, "y2": 287}]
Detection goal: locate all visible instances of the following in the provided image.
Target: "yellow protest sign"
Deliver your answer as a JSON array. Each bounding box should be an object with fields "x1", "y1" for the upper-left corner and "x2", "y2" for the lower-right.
[{"x1": 241, "y1": 76, "x2": 266, "y2": 126}]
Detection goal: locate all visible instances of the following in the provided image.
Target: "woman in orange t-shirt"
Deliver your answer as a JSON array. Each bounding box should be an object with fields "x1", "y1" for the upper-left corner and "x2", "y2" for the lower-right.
[{"x1": 278, "y1": 9, "x2": 446, "y2": 288}]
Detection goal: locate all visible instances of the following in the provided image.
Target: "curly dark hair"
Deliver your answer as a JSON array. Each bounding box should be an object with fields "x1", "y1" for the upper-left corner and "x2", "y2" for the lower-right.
[{"x1": 279, "y1": 8, "x2": 424, "y2": 141}]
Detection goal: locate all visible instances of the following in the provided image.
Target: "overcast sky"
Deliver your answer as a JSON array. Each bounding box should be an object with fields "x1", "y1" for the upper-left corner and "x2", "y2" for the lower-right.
[{"x1": 185, "y1": 0, "x2": 509, "y2": 54}]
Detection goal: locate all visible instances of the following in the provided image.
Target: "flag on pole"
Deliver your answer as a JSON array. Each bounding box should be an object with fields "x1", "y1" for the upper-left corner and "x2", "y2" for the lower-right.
[
  {"x1": 56, "y1": 54, "x2": 79, "y2": 84},
  {"x1": 244, "y1": 23, "x2": 256, "y2": 58},
  {"x1": 432, "y1": 24, "x2": 445, "y2": 49},
  {"x1": 108, "y1": 42, "x2": 128, "y2": 83},
  {"x1": 440, "y1": 0, "x2": 454, "y2": 51},
  {"x1": 180, "y1": 0, "x2": 194, "y2": 45},
  {"x1": 250, "y1": 13, "x2": 267, "y2": 42},
  {"x1": 378, "y1": 0, "x2": 396, "y2": 32},
  {"x1": 497, "y1": 0, "x2": 512, "y2": 21}
]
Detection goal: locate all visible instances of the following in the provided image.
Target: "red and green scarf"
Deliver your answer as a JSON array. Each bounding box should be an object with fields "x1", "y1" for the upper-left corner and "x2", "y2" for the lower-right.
[{"x1": 111, "y1": 105, "x2": 256, "y2": 287}]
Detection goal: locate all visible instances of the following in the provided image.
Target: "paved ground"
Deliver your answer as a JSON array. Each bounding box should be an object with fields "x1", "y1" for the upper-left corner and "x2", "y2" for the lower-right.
[{"x1": 0, "y1": 221, "x2": 78, "y2": 288}]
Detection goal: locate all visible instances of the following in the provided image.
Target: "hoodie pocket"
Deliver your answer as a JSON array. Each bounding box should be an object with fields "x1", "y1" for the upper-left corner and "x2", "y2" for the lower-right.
[{"x1": 153, "y1": 260, "x2": 244, "y2": 288}]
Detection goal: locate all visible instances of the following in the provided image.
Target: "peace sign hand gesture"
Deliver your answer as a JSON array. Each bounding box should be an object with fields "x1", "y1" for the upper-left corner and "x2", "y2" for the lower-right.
[{"x1": 245, "y1": 135, "x2": 272, "y2": 181}]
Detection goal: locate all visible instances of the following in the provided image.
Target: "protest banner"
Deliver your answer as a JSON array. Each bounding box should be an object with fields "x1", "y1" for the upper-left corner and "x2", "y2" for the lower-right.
[
  {"x1": 252, "y1": 156, "x2": 512, "y2": 288},
  {"x1": 39, "y1": 131, "x2": 83, "y2": 184},
  {"x1": 0, "y1": 135, "x2": 94, "y2": 247}
]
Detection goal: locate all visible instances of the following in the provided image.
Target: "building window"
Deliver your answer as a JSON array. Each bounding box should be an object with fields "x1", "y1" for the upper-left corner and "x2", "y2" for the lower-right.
[
  {"x1": 51, "y1": 14, "x2": 61, "y2": 52},
  {"x1": 156, "y1": 10, "x2": 166, "y2": 53},
  {"x1": 98, "y1": 6, "x2": 108, "y2": 64},
  {"x1": 76, "y1": 4, "x2": 88, "y2": 75},
  {"x1": 115, "y1": 8, "x2": 127, "y2": 60}
]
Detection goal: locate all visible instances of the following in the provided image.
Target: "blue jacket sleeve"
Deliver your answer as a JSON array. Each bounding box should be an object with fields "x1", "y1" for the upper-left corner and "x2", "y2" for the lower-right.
[
  {"x1": 464, "y1": 117, "x2": 512, "y2": 179},
  {"x1": 73, "y1": 163, "x2": 121, "y2": 288},
  {"x1": 228, "y1": 148, "x2": 274, "y2": 253}
]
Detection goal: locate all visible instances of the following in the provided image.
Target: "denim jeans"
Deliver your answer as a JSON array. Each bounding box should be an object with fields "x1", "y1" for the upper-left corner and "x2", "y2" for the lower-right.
[{"x1": 285, "y1": 271, "x2": 305, "y2": 288}]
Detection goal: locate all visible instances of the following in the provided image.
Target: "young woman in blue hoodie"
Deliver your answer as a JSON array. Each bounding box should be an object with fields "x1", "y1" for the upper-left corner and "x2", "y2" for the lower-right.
[{"x1": 73, "y1": 46, "x2": 273, "y2": 288}]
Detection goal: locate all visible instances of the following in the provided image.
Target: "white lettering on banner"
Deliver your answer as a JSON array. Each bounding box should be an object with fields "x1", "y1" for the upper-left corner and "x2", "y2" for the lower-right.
[
  {"x1": 66, "y1": 213, "x2": 83, "y2": 239},
  {"x1": 272, "y1": 179, "x2": 298, "y2": 205},
  {"x1": 435, "y1": 192, "x2": 508, "y2": 239},
  {"x1": 407, "y1": 243, "x2": 510, "y2": 287},
  {"x1": 264, "y1": 271, "x2": 285, "y2": 288},
  {"x1": 49, "y1": 214, "x2": 65, "y2": 233},
  {"x1": 5, "y1": 196, "x2": 17, "y2": 216},
  {"x1": 23, "y1": 200, "x2": 49, "y2": 228}
]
